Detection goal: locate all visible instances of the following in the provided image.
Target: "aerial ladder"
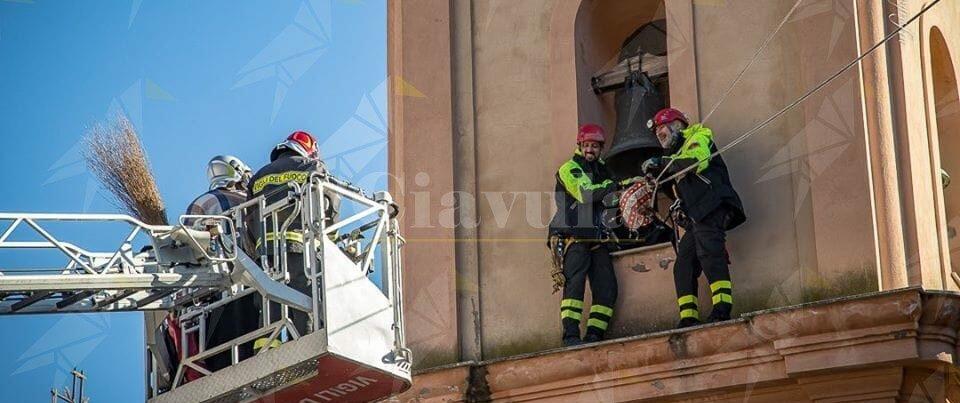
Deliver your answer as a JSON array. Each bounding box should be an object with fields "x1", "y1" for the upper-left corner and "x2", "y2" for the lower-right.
[{"x1": 0, "y1": 173, "x2": 412, "y2": 402}]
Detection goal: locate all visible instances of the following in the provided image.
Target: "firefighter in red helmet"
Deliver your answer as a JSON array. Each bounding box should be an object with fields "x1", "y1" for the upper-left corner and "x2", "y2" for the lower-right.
[
  {"x1": 247, "y1": 131, "x2": 341, "y2": 348},
  {"x1": 548, "y1": 123, "x2": 632, "y2": 346},
  {"x1": 642, "y1": 108, "x2": 746, "y2": 328}
]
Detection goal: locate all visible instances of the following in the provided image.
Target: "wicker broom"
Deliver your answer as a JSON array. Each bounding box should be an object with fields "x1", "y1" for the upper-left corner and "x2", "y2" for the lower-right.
[{"x1": 83, "y1": 115, "x2": 169, "y2": 225}]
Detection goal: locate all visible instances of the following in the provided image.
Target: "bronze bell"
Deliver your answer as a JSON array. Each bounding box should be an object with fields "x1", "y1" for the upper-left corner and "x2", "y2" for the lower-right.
[{"x1": 603, "y1": 72, "x2": 664, "y2": 179}]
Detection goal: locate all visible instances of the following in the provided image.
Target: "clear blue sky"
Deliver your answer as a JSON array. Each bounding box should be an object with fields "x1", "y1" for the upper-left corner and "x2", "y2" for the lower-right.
[{"x1": 0, "y1": 0, "x2": 386, "y2": 401}]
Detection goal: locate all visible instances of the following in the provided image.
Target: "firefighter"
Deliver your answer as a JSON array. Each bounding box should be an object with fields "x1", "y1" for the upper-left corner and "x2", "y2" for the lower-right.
[
  {"x1": 548, "y1": 124, "x2": 631, "y2": 346},
  {"x1": 247, "y1": 131, "x2": 340, "y2": 346},
  {"x1": 184, "y1": 155, "x2": 257, "y2": 371},
  {"x1": 641, "y1": 108, "x2": 746, "y2": 328},
  {"x1": 185, "y1": 155, "x2": 252, "y2": 222}
]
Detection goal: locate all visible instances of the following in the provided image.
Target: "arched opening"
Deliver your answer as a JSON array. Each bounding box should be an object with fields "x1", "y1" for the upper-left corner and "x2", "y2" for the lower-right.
[
  {"x1": 573, "y1": 0, "x2": 667, "y2": 178},
  {"x1": 568, "y1": 1, "x2": 686, "y2": 337},
  {"x1": 930, "y1": 27, "x2": 960, "y2": 275}
]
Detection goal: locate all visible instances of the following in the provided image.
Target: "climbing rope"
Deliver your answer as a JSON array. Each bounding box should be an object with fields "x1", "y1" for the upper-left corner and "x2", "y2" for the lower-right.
[
  {"x1": 658, "y1": 0, "x2": 943, "y2": 186},
  {"x1": 701, "y1": 0, "x2": 805, "y2": 125}
]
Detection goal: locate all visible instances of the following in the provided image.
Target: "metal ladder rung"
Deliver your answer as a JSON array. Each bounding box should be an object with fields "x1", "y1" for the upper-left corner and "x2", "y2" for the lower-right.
[
  {"x1": 135, "y1": 289, "x2": 177, "y2": 309},
  {"x1": 11, "y1": 291, "x2": 54, "y2": 312},
  {"x1": 56, "y1": 291, "x2": 97, "y2": 309},
  {"x1": 96, "y1": 289, "x2": 138, "y2": 309},
  {"x1": 171, "y1": 288, "x2": 219, "y2": 307}
]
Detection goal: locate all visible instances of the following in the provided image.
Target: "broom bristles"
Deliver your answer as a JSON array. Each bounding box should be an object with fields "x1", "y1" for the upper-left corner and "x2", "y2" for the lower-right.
[{"x1": 83, "y1": 115, "x2": 168, "y2": 225}]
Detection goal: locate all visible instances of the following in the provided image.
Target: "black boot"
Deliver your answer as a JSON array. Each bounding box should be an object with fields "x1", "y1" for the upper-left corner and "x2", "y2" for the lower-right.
[
  {"x1": 562, "y1": 336, "x2": 583, "y2": 347},
  {"x1": 705, "y1": 303, "x2": 732, "y2": 323},
  {"x1": 582, "y1": 332, "x2": 603, "y2": 344},
  {"x1": 676, "y1": 317, "x2": 702, "y2": 329}
]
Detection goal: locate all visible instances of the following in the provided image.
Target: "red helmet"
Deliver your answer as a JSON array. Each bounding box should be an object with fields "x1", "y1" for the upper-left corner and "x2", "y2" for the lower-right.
[
  {"x1": 271, "y1": 130, "x2": 319, "y2": 161},
  {"x1": 648, "y1": 108, "x2": 689, "y2": 130},
  {"x1": 576, "y1": 123, "x2": 606, "y2": 144}
]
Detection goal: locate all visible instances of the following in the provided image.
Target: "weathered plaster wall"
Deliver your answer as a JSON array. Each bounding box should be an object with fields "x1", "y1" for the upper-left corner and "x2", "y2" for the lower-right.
[
  {"x1": 388, "y1": 0, "x2": 459, "y2": 369},
  {"x1": 888, "y1": 0, "x2": 943, "y2": 290},
  {"x1": 388, "y1": 0, "x2": 960, "y2": 369},
  {"x1": 915, "y1": 0, "x2": 960, "y2": 291},
  {"x1": 463, "y1": 0, "x2": 882, "y2": 360},
  {"x1": 928, "y1": 26, "x2": 960, "y2": 288},
  {"x1": 469, "y1": 0, "x2": 562, "y2": 359},
  {"x1": 689, "y1": 0, "x2": 878, "y2": 310}
]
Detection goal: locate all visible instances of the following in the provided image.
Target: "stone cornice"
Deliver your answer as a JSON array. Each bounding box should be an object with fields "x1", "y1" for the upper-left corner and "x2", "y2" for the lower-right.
[{"x1": 393, "y1": 288, "x2": 960, "y2": 402}]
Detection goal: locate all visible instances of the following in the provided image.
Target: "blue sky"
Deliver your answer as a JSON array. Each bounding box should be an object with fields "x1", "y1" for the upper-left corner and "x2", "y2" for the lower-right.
[{"x1": 0, "y1": 0, "x2": 386, "y2": 401}]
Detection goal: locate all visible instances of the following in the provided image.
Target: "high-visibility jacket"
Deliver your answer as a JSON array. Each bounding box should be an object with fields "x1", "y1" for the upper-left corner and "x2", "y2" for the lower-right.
[
  {"x1": 663, "y1": 124, "x2": 745, "y2": 230},
  {"x1": 548, "y1": 149, "x2": 617, "y2": 240},
  {"x1": 246, "y1": 152, "x2": 340, "y2": 253}
]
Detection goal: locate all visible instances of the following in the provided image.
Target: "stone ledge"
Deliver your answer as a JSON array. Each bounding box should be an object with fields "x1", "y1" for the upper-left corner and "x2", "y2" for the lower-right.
[
  {"x1": 391, "y1": 287, "x2": 960, "y2": 402},
  {"x1": 609, "y1": 242, "x2": 674, "y2": 258}
]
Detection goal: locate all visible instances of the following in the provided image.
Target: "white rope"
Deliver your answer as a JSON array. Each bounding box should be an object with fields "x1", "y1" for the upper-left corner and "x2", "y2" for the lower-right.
[
  {"x1": 659, "y1": 0, "x2": 943, "y2": 186},
  {"x1": 702, "y1": 0, "x2": 805, "y2": 125}
]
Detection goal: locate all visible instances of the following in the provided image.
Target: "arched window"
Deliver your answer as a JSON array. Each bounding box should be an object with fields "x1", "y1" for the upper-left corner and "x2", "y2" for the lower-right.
[
  {"x1": 930, "y1": 26, "x2": 960, "y2": 276},
  {"x1": 574, "y1": 0, "x2": 668, "y2": 177}
]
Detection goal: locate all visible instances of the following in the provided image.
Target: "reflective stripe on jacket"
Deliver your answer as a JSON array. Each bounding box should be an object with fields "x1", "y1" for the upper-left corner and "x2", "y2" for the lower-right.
[{"x1": 548, "y1": 149, "x2": 616, "y2": 240}]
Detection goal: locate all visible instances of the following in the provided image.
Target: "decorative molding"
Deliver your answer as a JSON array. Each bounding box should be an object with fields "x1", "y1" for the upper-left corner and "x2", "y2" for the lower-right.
[{"x1": 397, "y1": 288, "x2": 960, "y2": 402}]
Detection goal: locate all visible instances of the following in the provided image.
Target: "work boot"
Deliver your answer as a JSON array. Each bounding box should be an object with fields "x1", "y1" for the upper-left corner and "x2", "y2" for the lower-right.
[
  {"x1": 706, "y1": 304, "x2": 732, "y2": 323},
  {"x1": 582, "y1": 333, "x2": 603, "y2": 344},
  {"x1": 676, "y1": 317, "x2": 702, "y2": 329},
  {"x1": 562, "y1": 336, "x2": 583, "y2": 347}
]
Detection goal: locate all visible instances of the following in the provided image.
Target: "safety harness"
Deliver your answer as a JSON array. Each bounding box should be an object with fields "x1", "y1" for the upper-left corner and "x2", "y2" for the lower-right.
[{"x1": 547, "y1": 235, "x2": 573, "y2": 294}]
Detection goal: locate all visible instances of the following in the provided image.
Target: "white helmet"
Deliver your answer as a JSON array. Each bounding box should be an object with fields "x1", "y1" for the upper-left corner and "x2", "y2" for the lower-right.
[{"x1": 207, "y1": 155, "x2": 251, "y2": 190}]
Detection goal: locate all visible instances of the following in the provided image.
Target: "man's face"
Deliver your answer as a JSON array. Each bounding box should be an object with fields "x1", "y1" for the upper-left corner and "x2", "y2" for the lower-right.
[
  {"x1": 656, "y1": 121, "x2": 683, "y2": 149},
  {"x1": 579, "y1": 141, "x2": 602, "y2": 162}
]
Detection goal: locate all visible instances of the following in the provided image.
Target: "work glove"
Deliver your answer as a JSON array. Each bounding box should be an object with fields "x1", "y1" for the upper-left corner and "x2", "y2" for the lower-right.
[
  {"x1": 618, "y1": 176, "x2": 644, "y2": 186},
  {"x1": 641, "y1": 157, "x2": 665, "y2": 176}
]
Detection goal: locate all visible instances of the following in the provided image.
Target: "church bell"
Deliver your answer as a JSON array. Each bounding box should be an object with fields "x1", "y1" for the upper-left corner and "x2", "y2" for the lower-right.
[{"x1": 603, "y1": 72, "x2": 664, "y2": 179}]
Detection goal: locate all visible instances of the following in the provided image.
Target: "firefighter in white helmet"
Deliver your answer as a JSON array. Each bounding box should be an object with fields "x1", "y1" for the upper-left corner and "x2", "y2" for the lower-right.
[
  {"x1": 185, "y1": 155, "x2": 252, "y2": 222},
  {"x1": 184, "y1": 155, "x2": 258, "y2": 371}
]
